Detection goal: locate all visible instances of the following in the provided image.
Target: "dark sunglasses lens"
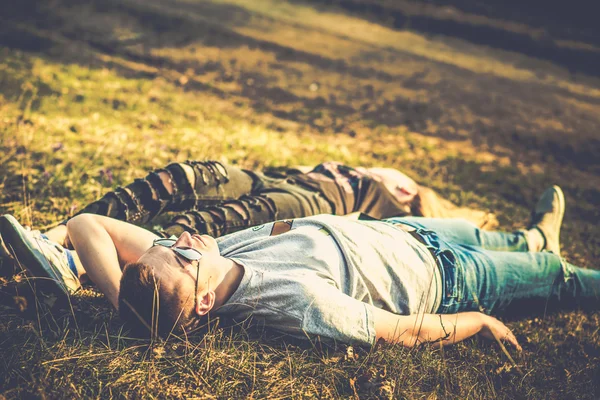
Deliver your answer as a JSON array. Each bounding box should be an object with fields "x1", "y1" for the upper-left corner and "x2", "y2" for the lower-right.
[
  {"x1": 154, "y1": 238, "x2": 177, "y2": 246},
  {"x1": 174, "y1": 247, "x2": 202, "y2": 261}
]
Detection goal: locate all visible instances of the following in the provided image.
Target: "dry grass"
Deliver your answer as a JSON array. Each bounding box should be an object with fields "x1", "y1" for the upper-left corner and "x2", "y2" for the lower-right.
[{"x1": 1, "y1": 0, "x2": 599, "y2": 398}]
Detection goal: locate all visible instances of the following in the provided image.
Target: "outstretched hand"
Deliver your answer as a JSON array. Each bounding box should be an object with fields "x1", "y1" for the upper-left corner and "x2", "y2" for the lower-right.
[{"x1": 479, "y1": 315, "x2": 522, "y2": 351}]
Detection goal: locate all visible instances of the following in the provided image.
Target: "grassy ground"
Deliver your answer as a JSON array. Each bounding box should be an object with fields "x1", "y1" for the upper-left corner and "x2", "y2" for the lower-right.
[{"x1": 1, "y1": 0, "x2": 599, "y2": 398}]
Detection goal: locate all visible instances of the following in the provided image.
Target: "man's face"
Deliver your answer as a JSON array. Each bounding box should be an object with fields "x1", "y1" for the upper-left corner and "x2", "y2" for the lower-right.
[{"x1": 137, "y1": 232, "x2": 223, "y2": 310}]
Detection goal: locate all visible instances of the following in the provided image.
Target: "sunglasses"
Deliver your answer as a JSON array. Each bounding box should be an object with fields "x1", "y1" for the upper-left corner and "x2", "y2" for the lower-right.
[
  {"x1": 152, "y1": 236, "x2": 203, "y2": 262},
  {"x1": 153, "y1": 236, "x2": 204, "y2": 307}
]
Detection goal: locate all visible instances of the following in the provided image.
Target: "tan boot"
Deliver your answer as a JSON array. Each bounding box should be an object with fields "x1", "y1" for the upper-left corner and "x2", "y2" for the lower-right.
[{"x1": 528, "y1": 186, "x2": 565, "y2": 256}]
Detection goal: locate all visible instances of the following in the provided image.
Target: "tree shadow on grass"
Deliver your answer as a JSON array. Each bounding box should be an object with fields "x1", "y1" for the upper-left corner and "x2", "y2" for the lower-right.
[
  {"x1": 296, "y1": 0, "x2": 600, "y2": 77},
  {"x1": 1, "y1": 0, "x2": 600, "y2": 174},
  {"x1": 0, "y1": 49, "x2": 58, "y2": 111}
]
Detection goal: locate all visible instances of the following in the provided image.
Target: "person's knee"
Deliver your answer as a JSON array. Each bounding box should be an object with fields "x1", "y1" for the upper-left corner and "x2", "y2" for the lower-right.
[
  {"x1": 223, "y1": 202, "x2": 249, "y2": 217},
  {"x1": 155, "y1": 163, "x2": 195, "y2": 195},
  {"x1": 171, "y1": 216, "x2": 192, "y2": 227},
  {"x1": 163, "y1": 162, "x2": 196, "y2": 194},
  {"x1": 558, "y1": 258, "x2": 575, "y2": 282},
  {"x1": 156, "y1": 171, "x2": 175, "y2": 195}
]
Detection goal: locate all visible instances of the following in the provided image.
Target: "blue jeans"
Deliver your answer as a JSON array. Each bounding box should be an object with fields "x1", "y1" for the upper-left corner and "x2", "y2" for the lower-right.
[{"x1": 386, "y1": 217, "x2": 600, "y2": 315}]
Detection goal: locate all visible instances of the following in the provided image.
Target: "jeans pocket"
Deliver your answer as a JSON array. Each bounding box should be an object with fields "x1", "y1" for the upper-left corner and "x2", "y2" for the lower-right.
[
  {"x1": 438, "y1": 250, "x2": 467, "y2": 313},
  {"x1": 443, "y1": 251, "x2": 462, "y2": 298}
]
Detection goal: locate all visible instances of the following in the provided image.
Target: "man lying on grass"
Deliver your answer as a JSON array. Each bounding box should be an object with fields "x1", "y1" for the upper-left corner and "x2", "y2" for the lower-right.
[{"x1": 2, "y1": 185, "x2": 598, "y2": 348}]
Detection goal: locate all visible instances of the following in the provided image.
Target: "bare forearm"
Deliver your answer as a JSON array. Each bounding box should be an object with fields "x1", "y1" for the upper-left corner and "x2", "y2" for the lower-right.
[
  {"x1": 67, "y1": 216, "x2": 122, "y2": 308},
  {"x1": 413, "y1": 312, "x2": 485, "y2": 346},
  {"x1": 373, "y1": 308, "x2": 484, "y2": 347},
  {"x1": 67, "y1": 214, "x2": 158, "y2": 267},
  {"x1": 66, "y1": 214, "x2": 158, "y2": 309},
  {"x1": 373, "y1": 308, "x2": 520, "y2": 349}
]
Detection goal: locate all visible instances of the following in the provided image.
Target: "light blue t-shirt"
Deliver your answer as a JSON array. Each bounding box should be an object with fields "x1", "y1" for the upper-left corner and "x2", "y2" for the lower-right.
[{"x1": 215, "y1": 215, "x2": 441, "y2": 345}]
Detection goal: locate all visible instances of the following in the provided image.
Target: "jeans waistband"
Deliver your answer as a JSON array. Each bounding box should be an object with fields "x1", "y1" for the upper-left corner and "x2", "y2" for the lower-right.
[
  {"x1": 388, "y1": 222, "x2": 444, "y2": 312},
  {"x1": 390, "y1": 221, "x2": 459, "y2": 313}
]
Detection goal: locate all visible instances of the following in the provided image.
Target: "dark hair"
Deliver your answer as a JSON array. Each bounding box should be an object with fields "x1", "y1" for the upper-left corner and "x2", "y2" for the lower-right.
[{"x1": 118, "y1": 262, "x2": 203, "y2": 338}]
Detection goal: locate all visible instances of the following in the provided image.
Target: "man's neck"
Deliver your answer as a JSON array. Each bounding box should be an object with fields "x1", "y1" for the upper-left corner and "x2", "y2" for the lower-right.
[{"x1": 213, "y1": 259, "x2": 244, "y2": 309}]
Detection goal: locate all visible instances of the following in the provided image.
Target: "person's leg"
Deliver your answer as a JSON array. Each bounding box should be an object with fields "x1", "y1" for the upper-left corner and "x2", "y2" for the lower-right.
[
  {"x1": 162, "y1": 176, "x2": 334, "y2": 237},
  {"x1": 45, "y1": 161, "x2": 255, "y2": 244},
  {"x1": 411, "y1": 185, "x2": 498, "y2": 229},
  {"x1": 390, "y1": 186, "x2": 564, "y2": 253},
  {"x1": 390, "y1": 217, "x2": 531, "y2": 252},
  {"x1": 437, "y1": 243, "x2": 600, "y2": 315},
  {"x1": 74, "y1": 161, "x2": 254, "y2": 223}
]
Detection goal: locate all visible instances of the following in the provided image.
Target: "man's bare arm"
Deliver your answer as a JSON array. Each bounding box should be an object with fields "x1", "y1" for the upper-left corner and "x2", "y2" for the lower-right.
[
  {"x1": 66, "y1": 214, "x2": 158, "y2": 309},
  {"x1": 372, "y1": 307, "x2": 521, "y2": 349}
]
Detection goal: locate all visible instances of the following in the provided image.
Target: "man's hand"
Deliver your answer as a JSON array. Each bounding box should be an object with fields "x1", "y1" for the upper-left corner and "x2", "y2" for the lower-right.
[{"x1": 479, "y1": 314, "x2": 522, "y2": 351}]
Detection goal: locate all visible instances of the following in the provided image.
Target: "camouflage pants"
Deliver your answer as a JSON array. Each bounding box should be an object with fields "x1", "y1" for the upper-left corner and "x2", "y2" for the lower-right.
[{"x1": 69, "y1": 161, "x2": 411, "y2": 238}]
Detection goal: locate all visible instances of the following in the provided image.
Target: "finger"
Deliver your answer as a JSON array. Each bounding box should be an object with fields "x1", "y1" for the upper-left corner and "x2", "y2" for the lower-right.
[{"x1": 503, "y1": 330, "x2": 522, "y2": 351}]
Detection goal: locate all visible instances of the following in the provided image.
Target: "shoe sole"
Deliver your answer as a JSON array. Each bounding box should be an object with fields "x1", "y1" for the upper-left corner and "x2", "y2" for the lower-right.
[
  {"x1": 0, "y1": 231, "x2": 11, "y2": 273},
  {"x1": 0, "y1": 215, "x2": 68, "y2": 296},
  {"x1": 552, "y1": 185, "x2": 565, "y2": 255}
]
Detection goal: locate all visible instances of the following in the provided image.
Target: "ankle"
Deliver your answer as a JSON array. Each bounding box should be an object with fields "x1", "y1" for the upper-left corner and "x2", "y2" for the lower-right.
[
  {"x1": 44, "y1": 224, "x2": 68, "y2": 247},
  {"x1": 525, "y1": 227, "x2": 546, "y2": 252}
]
